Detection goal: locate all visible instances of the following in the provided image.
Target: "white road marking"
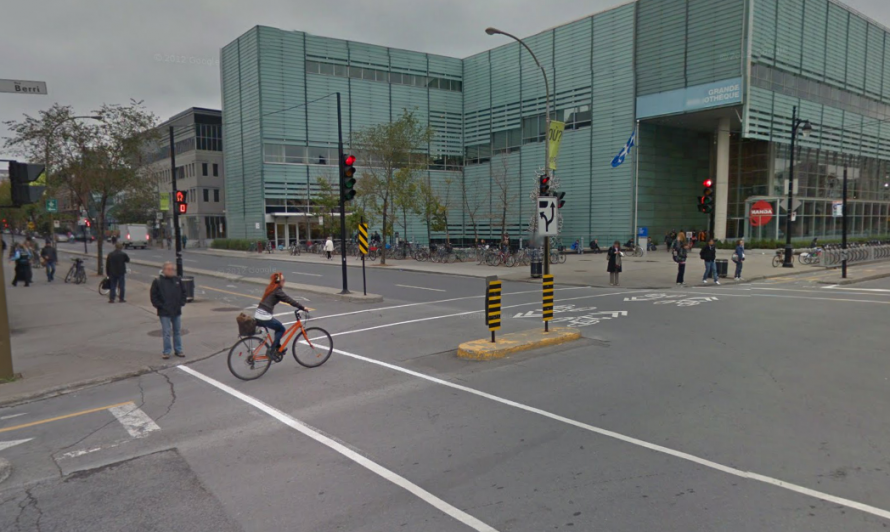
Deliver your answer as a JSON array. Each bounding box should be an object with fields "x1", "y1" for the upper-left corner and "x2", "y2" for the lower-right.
[
  {"x1": 0, "y1": 413, "x2": 27, "y2": 420},
  {"x1": 823, "y1": 286, "x2": 890, "y2": 293},
  {"x1": 396, "y1": 284, "x2": 446, "y2": 292},
  {"x1": 753, "y1": 286, "x2": 890, "y2": 296},
  {"x1": 329, "y1": 347, "x2": 890, "y2": 523},
  {"x1": 177, "y1": 366, "x2": 499, "y2": 532},
  {"x1": 0, "y1": 438, "x2": 32, "y2": 452},
  {"x1": 183, "y1": 258, "x2": 198, "y2": 263},
  {"x1": 291, "y1": 272, "x2": 322, "y2": 277},
  {"x1": 286, "y1": 293, "x2": 633, "y2": 333},
  {"x1": 58, "y1": 439, "x2": 131, "y2": 460},
  {"x1": 109, "y1": 405, "x2": 160, "y2": 439}
]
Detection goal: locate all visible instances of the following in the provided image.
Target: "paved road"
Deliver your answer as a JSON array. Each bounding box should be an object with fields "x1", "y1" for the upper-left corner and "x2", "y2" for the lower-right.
[{"x1": 3, "y1": 249, "x2": 890, "y2": 530}]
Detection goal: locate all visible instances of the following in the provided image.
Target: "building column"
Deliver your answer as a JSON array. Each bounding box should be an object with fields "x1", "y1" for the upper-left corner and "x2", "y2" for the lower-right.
[{"x1": 714, "y1": 116, "x2": 731, "y2": 241}]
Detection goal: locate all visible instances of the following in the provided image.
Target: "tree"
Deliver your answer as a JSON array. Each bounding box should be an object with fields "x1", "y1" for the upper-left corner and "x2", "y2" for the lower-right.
[
  {"x1": 462, "y1": 175, "x2": 485, "y2": 245},
  {"x1": 490, "y1": 156, "x2": 518, "y2": 244},
  {"x1": 418, "y1": 174, "x2": 457, "y2": 245},
  {"x1": 110, "y1": 177, "x2": 159, "y2": 224},
  {"x1": 352, "y1": 110, "x2": 432, "y2": 264},
  {"x1": 392, "y1": 168, "x2": 419, "y2": 244},
  {"x1": 314, "y1": 174, "x2": 340, "y2": 237}
]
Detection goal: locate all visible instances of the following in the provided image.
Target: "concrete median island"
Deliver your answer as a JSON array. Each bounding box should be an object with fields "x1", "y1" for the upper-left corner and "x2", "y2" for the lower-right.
[{"x1": 457, "y1": 328, "x2": 582, "y2": 360}]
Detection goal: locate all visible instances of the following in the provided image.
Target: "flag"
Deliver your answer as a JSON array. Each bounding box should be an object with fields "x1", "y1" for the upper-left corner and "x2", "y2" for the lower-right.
[{"x1": 610, "y1": 128, "x2": 636, "y2": 168}]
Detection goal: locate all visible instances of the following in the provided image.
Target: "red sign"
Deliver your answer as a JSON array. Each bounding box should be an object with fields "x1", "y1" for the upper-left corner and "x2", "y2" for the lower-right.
[{"x1": 750, "y1": 200, "x2": 774, "y2": 227}]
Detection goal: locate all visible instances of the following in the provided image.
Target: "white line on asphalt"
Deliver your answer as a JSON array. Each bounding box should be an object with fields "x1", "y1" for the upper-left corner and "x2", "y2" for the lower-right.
[
  {"x1": 109, "y1": 405, "x2": 161, "y2": 439},
  {"x1": 329, "y1": 346, "x2": 890, "y2": 523},
  {"x1": 752, "y1": 286, "x2": 890, "y2": 296},
  {"x1": 396, "y1": 284, "x2": 447, "y2": 292},
  {"x1": 0, "y1": 413, "x2": 27, "y2": 420},
  {"x1": 291, "y1": 272, "x2": 323, "y2": 277},
  {"x1": 177, "y1": 365, "x2": 499, "y2": 532},
  {"x1": 0, "y1": 438, "x2": 32, "y2": 452},
  {"x1": 288, "y1": 292, "x2": 635, "y2": 335},
  {"x1": 301, "y1": 287, "x2": 594, "y2": 323},
  {"x1": 58, "y1": 439, "x2": 131, "y2": 460},
  {"x1": 183, "y1": 258, "x2": 198, "y2": 263},
  {"x1": 823, "y1": 286, "x2": 890, "y2": 293}
]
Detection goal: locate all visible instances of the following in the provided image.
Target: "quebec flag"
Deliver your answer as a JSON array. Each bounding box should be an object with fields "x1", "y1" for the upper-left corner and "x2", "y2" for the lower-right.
[{"x1": 610, "y1": 129, "x2": 636, "y2": 168}]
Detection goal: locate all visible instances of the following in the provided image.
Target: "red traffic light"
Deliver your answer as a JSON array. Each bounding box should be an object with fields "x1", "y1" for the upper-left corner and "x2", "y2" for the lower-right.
[
  {"x1": 175, "y1": 191, "x2": 185, "y2": 203},
  {"x1": 178, "y1": 203, "x2": 188, "y2": 214},
  {"x1": 703, "y1": 179, "x2": 713, "y2": 188},
  {"x1": 344, "y1": 154, "x2": 356, "y2": 166}
]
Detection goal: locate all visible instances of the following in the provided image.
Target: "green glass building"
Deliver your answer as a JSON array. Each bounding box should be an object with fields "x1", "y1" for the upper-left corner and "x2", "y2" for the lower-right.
[{"x1": 222, "y1": 0, "x2": 890, "y2": 246}]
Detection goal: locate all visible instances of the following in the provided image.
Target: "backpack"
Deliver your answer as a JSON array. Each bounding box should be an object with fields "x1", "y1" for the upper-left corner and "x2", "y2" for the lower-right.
[{"x1": 16, "y1": 250, "x2": 31, "y2": 265}]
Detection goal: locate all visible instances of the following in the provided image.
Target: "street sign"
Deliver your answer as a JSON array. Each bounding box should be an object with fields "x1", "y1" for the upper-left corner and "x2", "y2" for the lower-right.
[
  {"x1": 832, "y1": 201, "x2": 843, "y2": 218},
  {"x1": 358, "y1": 223, "x2": 369, "y2": 255},
  {"x1": 27, "y1": 222, "x2": 35, "y2": 231},
  {"x1": 45, "y1": 198, "x2": 58, "y2": 213},
  {"x1": 0, "y1": 79, "x2": 48, "y2": 95},
  {"x1": 537, "y1": 196, "x2": 558, "y2": 236},
  {"x1": 637, "y1": 226, "x2": 648, "y2": 237},
  {"x1": 53, "y1": 220, "x2": 60, "y2": 228},
  {"x1": 159, "y1": 194, "x2": 170, "y2": 211},
  {"x1": 485, "y1": 276, "x2": 502, "y2": 333},
  {"x1": 542, "y1": 274, "x2": 554, "y2": 322},
  {"x1": 77, "y1": 218, "x2": 85, "y2": 227},
  {"x1": 547, "y1": 120, "x2": 566, "y2": 170},
  {"x1": 784, "y1": 179, "x2": 799, "y2": 195},
  {"x1": 779, "y1": 198, "x2": 802, "y2": 211},
  {"x1": 156, "y1": 212, "x2": 163, "y2": 220}
]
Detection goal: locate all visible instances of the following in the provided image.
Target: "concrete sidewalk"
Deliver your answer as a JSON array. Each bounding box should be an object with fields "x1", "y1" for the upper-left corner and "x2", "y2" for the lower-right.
[
  {"x1": 0, "y1": 261, "x2": 236, "y2": 406},
  {"x1": 194, "y1": 246, "x2": 873, "y2": 289}
]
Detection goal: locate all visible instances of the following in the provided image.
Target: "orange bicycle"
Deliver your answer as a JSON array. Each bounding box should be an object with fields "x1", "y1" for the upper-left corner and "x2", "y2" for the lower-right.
[{"x1": 227, "y1": 310, "x2": 333, "y2": 380}]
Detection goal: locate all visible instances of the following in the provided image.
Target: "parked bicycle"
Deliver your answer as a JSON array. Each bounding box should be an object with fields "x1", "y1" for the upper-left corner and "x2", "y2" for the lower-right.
[
  {"x1": 228, "y1": 310, "x2": 333, "y2": 381},
  {"x1": 65, "y1": 258, "x2": 87, "y2": 284}
]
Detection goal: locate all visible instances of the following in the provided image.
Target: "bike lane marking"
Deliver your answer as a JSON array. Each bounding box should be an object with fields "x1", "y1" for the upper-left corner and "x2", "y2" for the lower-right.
[
  {"x1": 177, "y1": 365, "x2": 499, "y2": 532},
  {"x1": 321, "y1": 345, "x2": 890, "y2": 523}
]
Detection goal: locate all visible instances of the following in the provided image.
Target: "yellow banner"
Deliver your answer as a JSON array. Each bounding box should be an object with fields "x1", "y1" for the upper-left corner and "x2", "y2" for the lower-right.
[
  {"x1": 159, "y1": 194, "x2": 170, "y2": 212},
  {"x1": 547, "y1": 121, "x2": 566, "y2": 171}
]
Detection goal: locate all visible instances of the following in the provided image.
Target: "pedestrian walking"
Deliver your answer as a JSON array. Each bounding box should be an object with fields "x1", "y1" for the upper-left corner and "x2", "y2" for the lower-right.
[
  {"x1": 324, "y1": 235, "x2": 334, "y2": 260},
  {"x1": 700, "y1": 239, "x2": 719, "y2": 284},
  {"x1": 674, "y1": 241, "x2": 691, "y2": 285},
  {"x1": 40, "y1": 240, "x2": 57, "y2": 282},
  {"x1": 105, "y1": 242, "x2": 130, "y2": 303},
  {"x1": 9, "y1": 243, "x2": 32, "y2": 287},
  {"x1": 607, "y1": 240, "x2": 623, "y2": 286},
  {"x1": 733, "y1": 239, "x2": 746, "y2": 281},
  {"x1": 181, "y1": 234, "x2": 188, "y2": 249},
  {"x1": 150, "y1": 261, "x2": 187, "y2": 360}
]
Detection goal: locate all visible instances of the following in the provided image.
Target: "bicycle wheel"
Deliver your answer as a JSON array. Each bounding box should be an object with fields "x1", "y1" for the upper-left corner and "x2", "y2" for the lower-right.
[
  {"x1": 292, "y1": 326, "x2": 333, "y2": 368},
  {"x1": 772, "y1": 255, "x2": 782, "y2": 267},
  {"x1": 98, "y1": 277, "x2": 110, "y2": 296},
  {"x1": 65, "y1": 266, "x2": 75, "y2": 283},
  {"x1": 227, "y1": 336, "x2": 272, "y2": 380},
  {"x1": 505, "y1": 254, "x2": 516, "y2": 267},
  {"x1": 75, "y1": 269, "x2": 86, "y2": 284}
]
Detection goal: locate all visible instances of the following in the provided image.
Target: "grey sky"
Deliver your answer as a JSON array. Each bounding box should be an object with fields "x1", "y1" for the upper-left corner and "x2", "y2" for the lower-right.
[{"x1": 1, "y1": 0, "x2": 889, "y2": 158}]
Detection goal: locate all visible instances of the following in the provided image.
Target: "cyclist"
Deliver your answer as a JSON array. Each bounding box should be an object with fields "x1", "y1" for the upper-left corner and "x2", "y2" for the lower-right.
[{"x1": 255, "y1": 272, "x2": 308, "y2": 354}]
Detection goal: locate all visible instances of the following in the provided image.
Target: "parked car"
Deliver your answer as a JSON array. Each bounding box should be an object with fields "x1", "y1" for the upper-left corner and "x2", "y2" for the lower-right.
[
  {"x1": 119, "y1": 224, "x2": 150, "y2": 249},
  {"x1": 55, "y1": 233, "x2": 70, "y2": 243},
  {"x1": 72, "y1": 233, "x2": 96, "y2": 242}
]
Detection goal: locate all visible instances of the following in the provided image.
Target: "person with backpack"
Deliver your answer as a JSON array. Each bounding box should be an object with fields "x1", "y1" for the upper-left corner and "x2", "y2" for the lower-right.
[
  {"x1": 674, "y1": 241, "x2": 691, "y2": 285},
  {"x1": 9, "y1": 242, "x2": 33, "y2": 287},
  {"x1": 700, "y1": 239, "x2": 719, "y2": 285},
  {"x1": 733, "y1": 239, "x2": 746, "y2": 281}
]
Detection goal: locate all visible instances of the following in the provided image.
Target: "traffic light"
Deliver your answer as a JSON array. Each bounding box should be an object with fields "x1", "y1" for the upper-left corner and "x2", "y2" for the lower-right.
[
  {"x1": 8, "y1": 161, "x2": 46, "y2": 207},
  {"x1": 539, "y1": 174, "x2": 551, "y2": 196},
  {"x1": 699, "y1": 179, "x2": 714, "y2": 214},
  {"x1": 339, "y1": 153, "x2": 357, "y2": 202},
  {"x1": 556, "y1": 191, "x2": 566, "y2": 209},
  {"x1": 175, "y1": 190, "x2": 188, "y2": 214},
  {"x1": 85, "y1": 219, "x2": 91, "y2": 228}
]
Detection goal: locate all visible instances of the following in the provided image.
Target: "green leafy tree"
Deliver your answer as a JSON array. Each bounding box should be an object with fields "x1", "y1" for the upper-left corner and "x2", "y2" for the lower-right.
[
  {"x1": 392, "y1": 168, "x2": 419, "y2": 244},
  {"x1": 352, "y1": 110, "x2": 432, "y2": 264},
  {"x1": 314, "y1": 174, "x2": 341, "y2": 237}
]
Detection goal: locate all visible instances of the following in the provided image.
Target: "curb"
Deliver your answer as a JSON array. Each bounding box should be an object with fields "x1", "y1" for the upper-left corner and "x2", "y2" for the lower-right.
[
  {"x1": 817, "y1": 271, "x2": 890, "y2": 285},
  {"x1": 457, "y1": 328, "x2": 582, "y2": 360},
  {"x1": 0, "y1": 348, "x2": 226, "y2": 408},
  {"x1": 56, "y1": 249, "x2": 383, "y2": 303}
]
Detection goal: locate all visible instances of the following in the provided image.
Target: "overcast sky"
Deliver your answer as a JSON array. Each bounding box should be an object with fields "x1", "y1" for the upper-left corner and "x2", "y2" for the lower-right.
[{"x1": 2, "y1": 0, "x2": 889, "y2": 158}]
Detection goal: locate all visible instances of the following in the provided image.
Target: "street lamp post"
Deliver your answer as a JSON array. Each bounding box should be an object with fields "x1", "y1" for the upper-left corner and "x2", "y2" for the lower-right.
[
  {"x1": 782, "y1": 105, "x2": 813, "y2": 268},
  {"x1": 485, "y1": 27, "x2": 552, "y2": 275}
]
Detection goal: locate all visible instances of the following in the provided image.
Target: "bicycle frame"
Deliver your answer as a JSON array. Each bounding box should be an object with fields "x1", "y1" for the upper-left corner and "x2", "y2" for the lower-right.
[{"x1": 251, "y1": 314, "x2": 314, "y2": 360}]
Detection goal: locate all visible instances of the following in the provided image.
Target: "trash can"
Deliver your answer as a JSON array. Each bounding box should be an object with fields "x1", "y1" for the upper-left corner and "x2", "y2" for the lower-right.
[
  {"x1": 716, "y1": 259, "x2": 729, "y2": 278},
  {"x1": 530, "y1": 258, "x2": 543, "y2": 278},
  {"x1": 181, "y1": 275, "x2": 196, "y2": 302}
]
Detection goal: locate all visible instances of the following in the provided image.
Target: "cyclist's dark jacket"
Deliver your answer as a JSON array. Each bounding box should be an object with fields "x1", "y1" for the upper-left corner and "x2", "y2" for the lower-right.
[
  {"x1": 258, "y1": 287, "x2": 305, "y2": 315},
  {"x1": 150, "y1": 275, "x2": 187, "y2": 317}
]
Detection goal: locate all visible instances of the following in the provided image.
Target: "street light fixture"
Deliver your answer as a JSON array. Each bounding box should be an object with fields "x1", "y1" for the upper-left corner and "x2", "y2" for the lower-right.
[
  {"x1": 485, "y1": 26, "x2": 553, "y2": 277},
  {"x1": 782, "y1": 105, "x2": 814, "y2": 268}
]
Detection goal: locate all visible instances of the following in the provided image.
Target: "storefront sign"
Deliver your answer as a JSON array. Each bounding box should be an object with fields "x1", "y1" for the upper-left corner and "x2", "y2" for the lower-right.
[
  {"x1": 750, "y1": 200, "x2": 774, "y2": 227},
  {"x1": 636, "y1": 77, "x2": 743, "y2": 119}
]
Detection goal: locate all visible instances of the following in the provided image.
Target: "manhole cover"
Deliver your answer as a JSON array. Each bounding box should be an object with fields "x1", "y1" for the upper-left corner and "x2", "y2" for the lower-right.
[
  {"x1": 147, "y1": 328, "x2": 191, "y2": 337},
  {"x1": 211, "y1": 307, "x2": 242, "y2": 312}
]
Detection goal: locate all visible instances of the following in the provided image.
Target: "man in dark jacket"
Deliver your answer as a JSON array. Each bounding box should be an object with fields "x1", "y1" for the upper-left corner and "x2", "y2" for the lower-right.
[
  {"x1": 105, "y1": 242, "x2": 130, "y2": 303},
  {"x1": 699, "y1": 239, "x2": 719, "y2": 285},
  {"x1": 40, "y1": 240, "x2": 58, "y2": 282},
  {"x1": 150, "y1": 261, "x2": 187, "y2": 359}
]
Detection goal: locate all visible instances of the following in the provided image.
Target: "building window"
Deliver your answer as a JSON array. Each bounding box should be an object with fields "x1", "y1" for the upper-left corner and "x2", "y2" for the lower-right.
[
  {"x1": 213, "y1": 163, "x2": 219, "y2": 176},
  {"x1": 203, "y1": 188, "x2": 209, "y2": 202},
  {"x1": 564, "y1": 105, "x2": 592, "y2": 130},
  {"x1": 304, "y1": 59, "x2": 462, "y2": 92},
  {"x1": 202, "y1": 163, "x2": 208, "y2": 176},
  {"x1": 214, "y1": 189, "x2": 220, "y2": 202}
]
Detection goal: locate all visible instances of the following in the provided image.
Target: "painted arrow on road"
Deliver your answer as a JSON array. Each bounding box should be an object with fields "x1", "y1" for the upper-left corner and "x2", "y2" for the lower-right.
[
  {"x1": 0, "y1": 438, "x2": 33, "y2": 452},
  {"x1": 513, "y1": 311, "x2": 542, "y2": 319},
  {"x1": 590, "y1": 311, "x2": 628, "y2": 318}
]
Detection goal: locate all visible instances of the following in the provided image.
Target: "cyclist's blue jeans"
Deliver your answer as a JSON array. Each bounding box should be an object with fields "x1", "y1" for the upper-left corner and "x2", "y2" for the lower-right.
[
  {"x1": 257, "y1": 318, "x2": 285, "y2": 349},
  {"x1": 160, "y1": 315, "x2": 183, "y2": 355}
]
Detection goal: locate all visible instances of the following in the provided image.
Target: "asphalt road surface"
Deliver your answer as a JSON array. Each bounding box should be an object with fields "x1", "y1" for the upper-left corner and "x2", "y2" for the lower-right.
[{"x1": 3, "y1": 246, "x2": 890, "y2": 531}]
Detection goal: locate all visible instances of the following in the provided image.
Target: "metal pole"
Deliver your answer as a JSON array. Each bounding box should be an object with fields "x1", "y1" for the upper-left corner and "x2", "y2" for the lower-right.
[
  {"x1": 842, "y1": 161, "x2": 848, "y2": 279},
  {"x1": 783, "y1": 106, "x2": 797, "y2": 268},
  {"x1": 541, "y1": 64, "x2": 551, "y2": 277},
  {"x1": 362, "y1": 216, "x2": 367, "y2": 296},
  {"x1": 170, "y1": 126, "x2": 183, "y2": 277},
  {"x1": 336, "y1": 92, "x2": 350, "y2": 294},
  {"x1": 83, "y1": 224, "x2": 88, "y2": 253},
  {"x1": 0, "y1": 250, "x2": 14, "y2": 379}
]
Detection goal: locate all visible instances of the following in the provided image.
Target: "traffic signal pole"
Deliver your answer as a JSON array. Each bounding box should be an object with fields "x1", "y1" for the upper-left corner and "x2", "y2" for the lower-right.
[
  {"x1": 169, "y1": 126, "x2": 183, "y2": 277},
  {"x1": 336, "y1": 92, "x2": 349, "y2": 295}
]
